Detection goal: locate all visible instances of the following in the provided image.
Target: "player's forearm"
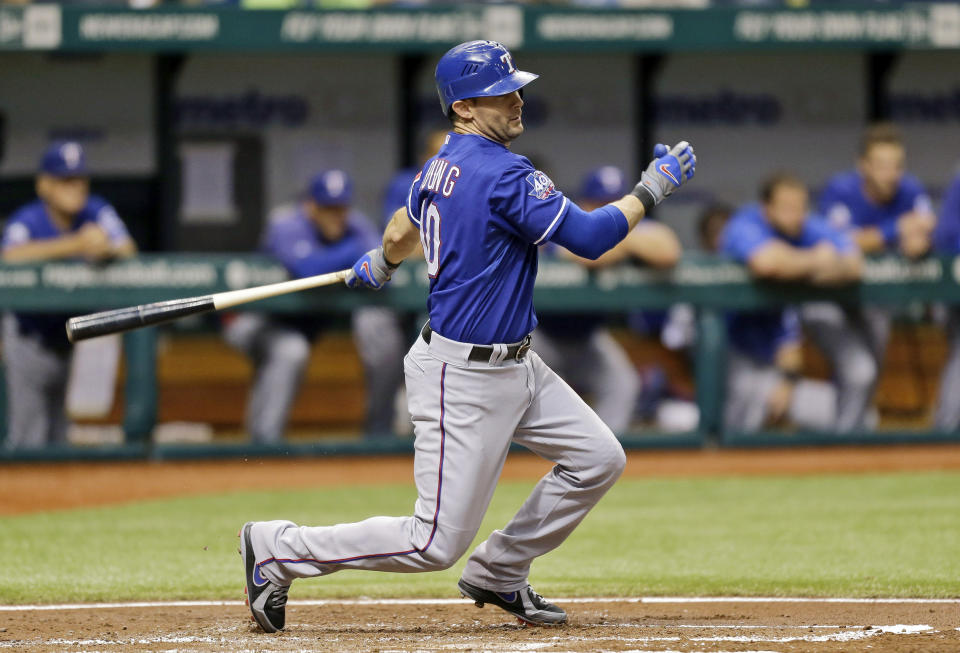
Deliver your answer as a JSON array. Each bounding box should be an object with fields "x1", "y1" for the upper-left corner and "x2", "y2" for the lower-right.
[
  {"x1": 2, "y1": 235, "x2": 84, "y2": 263},
  {"x1": 624, "y1": 223, "x2": 681, "y2": 268},
  {"x1": 747, "y1": 243, "x2": 816, "y2": 280},
  {"x1": 774, "y1": 341, "x2": 803, "y2": 375},
  {"x1": 112, "y1": 239, "x2": 137, "y2": 260},
  {"x1": 610, "y1": 194, "x2": 646, "y2": 231},
  {"x1": 382, "y1": 209, "x2": 421, "y2": 265}
]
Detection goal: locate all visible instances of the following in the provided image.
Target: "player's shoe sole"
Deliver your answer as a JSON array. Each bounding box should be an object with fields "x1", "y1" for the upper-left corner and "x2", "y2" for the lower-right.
[
  {"x1": 457, "y1": 578, "x2": 566, "y2": 626},
  {"x1": 239, "y1": 522, "x2": 290, "y2": 633}
]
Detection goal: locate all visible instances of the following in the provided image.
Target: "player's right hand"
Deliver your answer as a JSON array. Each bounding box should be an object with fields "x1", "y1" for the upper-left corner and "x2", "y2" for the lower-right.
[
  {"x1": 76, "y1": 223, "x2": 112, "y2": 261},
  {"x1": 345, "y1": 246, "x2": 400, "y2": 290},
  {"x1": 632, "y1": 141, "x2": 696, "y2": 209}
]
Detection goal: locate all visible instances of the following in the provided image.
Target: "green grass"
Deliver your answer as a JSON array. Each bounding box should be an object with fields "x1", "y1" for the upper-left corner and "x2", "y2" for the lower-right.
[{"x1": 1, "y1": 471, "x2": 958, "y2": 603}]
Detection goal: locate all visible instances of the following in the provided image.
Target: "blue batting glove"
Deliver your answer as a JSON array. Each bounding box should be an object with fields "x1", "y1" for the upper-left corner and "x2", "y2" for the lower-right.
[
  {"x1": 345, "y1": 246, "x2": 399, "y2": 290},
  {"x1": 632, "y1": 141, "x2": 696, "y2": 211}
]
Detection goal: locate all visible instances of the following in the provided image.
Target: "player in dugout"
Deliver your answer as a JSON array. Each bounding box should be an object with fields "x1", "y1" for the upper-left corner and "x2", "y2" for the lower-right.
[
  {"x1": 807, "y1": 122, "x2": 936, "y2": 432},
  {"x1": 534, "y1": 165, "x2": 682, "y2": 435},
  {"x1": 933, "y1": 171, "x2": 960, "y2": 432},
  {"x1": 719, "y1": 172, "x2": 862, "y2": 433},
  {"x1": 223, "y1": 169, "x2": 406, "y2": 442},
  {"x1": 1, "y1": 141, "x2": 137, "y2": 449}
]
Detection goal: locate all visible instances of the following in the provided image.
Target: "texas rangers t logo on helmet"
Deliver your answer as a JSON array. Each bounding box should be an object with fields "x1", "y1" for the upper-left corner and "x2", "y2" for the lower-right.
[{"x1": 526, "y1": 170, "x2": 556, "y2": 200}]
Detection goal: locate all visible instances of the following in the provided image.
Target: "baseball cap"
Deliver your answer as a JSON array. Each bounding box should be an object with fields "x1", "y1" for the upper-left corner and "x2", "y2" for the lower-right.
[
  {"x1": 309, "y1": 169, "x2": 353, "y2": 206},
  {"x1": 581, "y1": 166, "x2": 626, "y2": 203},
  {"x1": 39, "y1": 141, "x2": 88, "y2": 177}
]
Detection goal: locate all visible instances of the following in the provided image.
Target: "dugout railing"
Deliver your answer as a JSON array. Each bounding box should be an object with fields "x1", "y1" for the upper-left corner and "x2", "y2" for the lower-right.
[{"x1": 0, "y1": 253, "x2": 957, "y2": 462}]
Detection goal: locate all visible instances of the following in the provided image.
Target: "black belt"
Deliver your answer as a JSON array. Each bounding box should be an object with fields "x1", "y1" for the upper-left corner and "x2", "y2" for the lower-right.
[{"x1": 421, "y1": 324, "x2": 531, "y2": 362}]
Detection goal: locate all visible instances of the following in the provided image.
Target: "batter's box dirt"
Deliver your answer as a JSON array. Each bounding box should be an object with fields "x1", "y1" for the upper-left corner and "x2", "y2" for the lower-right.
[{"x1": 1, "y1": 599, "x2": 958, "y2": 652}]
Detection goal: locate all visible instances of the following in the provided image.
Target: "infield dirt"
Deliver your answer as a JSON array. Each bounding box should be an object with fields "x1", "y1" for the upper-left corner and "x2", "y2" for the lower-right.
[{"x1": 2, "y1": 599, "x2": 958, "y2": 652}]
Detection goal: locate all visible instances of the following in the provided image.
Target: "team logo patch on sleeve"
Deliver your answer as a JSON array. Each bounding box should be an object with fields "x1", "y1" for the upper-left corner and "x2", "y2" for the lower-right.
[{"x1": 526, "y1": 170, "x2": 557, "y2": 200}]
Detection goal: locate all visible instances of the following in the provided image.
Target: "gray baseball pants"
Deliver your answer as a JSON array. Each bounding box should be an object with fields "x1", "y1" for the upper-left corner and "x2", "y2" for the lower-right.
[
  {"x1": 2, "y1": 314, "x2": 70, "y2": 449},
  {"x1": 801, "y1": 303, "x2": 889, "y2": 433},
  {"x1": 224, "y1": 307, "x2": 405, "y2": 442},
  {"x1": 935, "y1": 307, "x2": 960, "y2": 431},
  {"x1": 531, "y1": 327, "x2": 639, "y2": 434},
  {"x1": 723, "y1": 348, "x2": 837, "y2": 433},
  {"x1": 248, "y1": 329, "x2": 625, "y2": 591}
]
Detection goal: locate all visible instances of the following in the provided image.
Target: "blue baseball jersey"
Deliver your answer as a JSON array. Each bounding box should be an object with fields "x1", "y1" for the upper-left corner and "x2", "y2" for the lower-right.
[
  {"x1": 406, "y1": 132, "x2": 570, "y2": 344},
  {"x1": 2, "y1": 196, "x2": 131, "y2": 347},
  {"x1": 382, "y1": 167, "x2": 419, "y2": 229},
  {"x1": 934, "y1": 173, "x2": 960, "y2": 255},
  {"x1": 720, "y1": 203, "x2": 855, "y2": 363},
  {"x1": 819, "y1": 170, "x2": 932, "y2": 248},
  {"x1": 263, "y1": 205, "x2": 379, "y2": 280}
]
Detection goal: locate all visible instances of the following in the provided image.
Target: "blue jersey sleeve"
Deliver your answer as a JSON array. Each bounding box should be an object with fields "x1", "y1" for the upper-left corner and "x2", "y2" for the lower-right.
[
  {"x1": 719, "y1": 209, "x2": 772, "y2": 263},
  {"x1": 86, "y1": 196, "x2": 132, "y2": 246},
  {"x1": 549, "y1": 203, "x2": 628, "y2": 260},
  {"x1": 2, "y1": 206, "x2": 35, "y2": 249},
  {"x1": 818, "y1": 175, "x2": 854, "y2": 232},
  {"x1": 490, "y1": 163, "x2": 570, "y2": 245},
  {"x1": 406, "y1": 171, "x2": 423, "y2": 227},
  {"x1": 934, "y1": 174, "x2": 960, "y2": 254},
  {"x1": 804, "y1": 216, "x2": 856, "y2": 255}
]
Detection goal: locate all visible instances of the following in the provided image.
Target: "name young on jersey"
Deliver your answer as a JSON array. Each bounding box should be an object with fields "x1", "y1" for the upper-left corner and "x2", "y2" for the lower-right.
[{"x1": 421, "y1": 158, "x2": 461, "y2": 198}]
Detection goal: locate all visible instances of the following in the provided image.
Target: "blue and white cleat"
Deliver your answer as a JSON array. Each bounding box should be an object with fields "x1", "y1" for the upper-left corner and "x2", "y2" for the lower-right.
[
  {"x1": 457, "y1": 578, "x2": 566, "y2": 626},
  {"x1": 239, "y1": 521, "x2": 289, "y2": 633}
]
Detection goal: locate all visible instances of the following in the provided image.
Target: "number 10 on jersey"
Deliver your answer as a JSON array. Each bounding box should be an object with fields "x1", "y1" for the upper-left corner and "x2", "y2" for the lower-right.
[{"x1": 420, "y1": 202, "x2": 441, "y2": 278}]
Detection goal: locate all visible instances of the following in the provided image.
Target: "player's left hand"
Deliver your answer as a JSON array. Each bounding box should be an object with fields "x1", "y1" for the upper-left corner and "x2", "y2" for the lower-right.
[
  {"x1": 345, "y1": 246, "x2": 400, "y2": 290},
  {"x1": 633, "y1": 141, "x2": 696, "y2": 209}
]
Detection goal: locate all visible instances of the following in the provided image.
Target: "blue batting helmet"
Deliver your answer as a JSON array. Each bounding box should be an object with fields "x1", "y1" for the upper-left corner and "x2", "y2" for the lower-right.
[
  {"x1": 581, "y1": 166, "x2": 627, "y2": 203},
  {"x1": 435, "y1": 40, "x2": 538, "y2": 117}
]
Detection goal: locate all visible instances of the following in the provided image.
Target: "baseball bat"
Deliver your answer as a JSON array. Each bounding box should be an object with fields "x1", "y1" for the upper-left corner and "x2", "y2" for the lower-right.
[{"x1": 65, "y1": 268, "x2": 350, "y2": 343}]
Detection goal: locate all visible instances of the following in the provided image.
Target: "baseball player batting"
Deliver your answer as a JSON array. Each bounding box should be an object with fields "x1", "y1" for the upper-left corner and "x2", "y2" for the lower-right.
[{"x1": 240, "y1": 40, "x2": 695, "y2": 631}]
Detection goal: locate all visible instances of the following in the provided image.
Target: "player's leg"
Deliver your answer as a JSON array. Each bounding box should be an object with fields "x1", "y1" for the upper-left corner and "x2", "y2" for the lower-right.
[
  {"x1": 225, "y1": 314, "x2": 309, "y2": 443},
  {"x1": 788, "y1": 379, "x2": 837, "y2": 432},
  {"x1": 801, "y1": 303, "x2": 877, "y2": 433},
  {"x1": 934, "y1": 307, "x2": 960, "y2": 431},
  {"x1": 1, "y1": 314, "x2": 70, "y2": 449},
  {"x1": 581, "y1": 328, "x2": 641, "y2": 434},
  {"x1": 529, "y1": 328, "x2": 566, "y2": 377},
  {"x1": 245, "y1": 334, "x2": 527, "y2": 586},
  {"x1": 722, "y1": 349, "x2": 779, "y2": 433},
  {"x1": 460, "y1": 350, "x2": 625, "y2": 592},
  {"x1": 351, "y1": 306, "x2": 405, "y2": 437}
]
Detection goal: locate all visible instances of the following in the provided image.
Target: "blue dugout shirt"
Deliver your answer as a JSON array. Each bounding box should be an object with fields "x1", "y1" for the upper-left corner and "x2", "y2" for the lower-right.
[
  {"x1": 934, "y1": 173, "x2": 960, "y2": 255},
  {"x1": 382, "y1": 167, "x2": 418, "y2": 229},
  {"x1": 260, "y1": 204, "x2": 378, "y2": 338},
  {"x1": 263, "y1": 205, "x2": 378, "y2": 279},
  {"x1": 406, "y1": 132, "x2": 570, "y2": 344},
  {"x1": 819, "y1": 170, "x2": 932, "y2": 248},
  {"x1": 720, "y1": 202, "x2": 855, "y2": 364},
  {"x1": 2, "y1": 196, "x2": 131, "y2": 347}
]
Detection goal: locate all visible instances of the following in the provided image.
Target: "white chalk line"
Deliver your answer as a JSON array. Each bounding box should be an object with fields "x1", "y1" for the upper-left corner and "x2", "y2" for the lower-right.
[
  {"x1": 0, "y1": 596, "x2": 957, "y2": 612},
  {"x1": 0, "y1": 625, "x2": 936, "y2": 650}
]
